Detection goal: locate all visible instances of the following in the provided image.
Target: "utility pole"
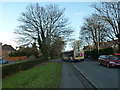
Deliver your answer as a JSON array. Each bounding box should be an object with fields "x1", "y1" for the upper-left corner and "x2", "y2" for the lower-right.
[{"x1": 97, "y1": 21, "x2": 100, "y2": 57}]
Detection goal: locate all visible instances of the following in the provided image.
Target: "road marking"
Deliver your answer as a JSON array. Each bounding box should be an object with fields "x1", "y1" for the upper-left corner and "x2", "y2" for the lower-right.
[{"x1": 72, "y1": 63, "x2": 100, "y2": 89}]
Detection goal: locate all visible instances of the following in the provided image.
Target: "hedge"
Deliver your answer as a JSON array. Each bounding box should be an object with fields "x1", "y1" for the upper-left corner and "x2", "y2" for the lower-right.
[
  {"x1": 84, "y1": 48, "x2": 114, "y2": 59},
  {"x1": 2, "y1": 58, "x2": 45, "y2": 78}
]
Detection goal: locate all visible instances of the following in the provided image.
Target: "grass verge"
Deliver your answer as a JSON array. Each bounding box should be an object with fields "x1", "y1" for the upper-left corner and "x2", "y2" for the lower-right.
[{"x1": 2, "y1": 62, "x2": 62, "y2": 88}]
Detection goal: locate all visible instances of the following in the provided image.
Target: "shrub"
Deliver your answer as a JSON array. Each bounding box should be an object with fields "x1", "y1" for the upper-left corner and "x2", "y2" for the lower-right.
[
  {"x1": 2, "y1": 58, "x2": 44, "y2": 78},
  {"x1": 84, "y1": 48, "x2": 114, "y2": 59}
]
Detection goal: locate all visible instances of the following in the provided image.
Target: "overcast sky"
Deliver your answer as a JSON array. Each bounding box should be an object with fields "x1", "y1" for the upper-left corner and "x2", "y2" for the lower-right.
[{"x1": 0, "y1": 1, "x2": 97, "y2": 50}]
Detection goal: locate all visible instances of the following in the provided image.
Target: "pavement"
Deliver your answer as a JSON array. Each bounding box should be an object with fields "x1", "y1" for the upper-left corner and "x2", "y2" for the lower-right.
[
  {"x1": 60, "y1": 61, "x2": 84, "y2": 88},
  {"x1": 50, "y1": 59, "x2": 63, "y2": 63}
]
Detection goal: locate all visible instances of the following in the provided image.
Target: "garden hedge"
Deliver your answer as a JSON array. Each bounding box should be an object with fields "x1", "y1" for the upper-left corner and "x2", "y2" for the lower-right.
[
  {"x1": 2, "y1": 58, "x2": 45, "y2": 78},
  {"x1": 84, "y1": 48, "x2": 114, "y2": 59}
]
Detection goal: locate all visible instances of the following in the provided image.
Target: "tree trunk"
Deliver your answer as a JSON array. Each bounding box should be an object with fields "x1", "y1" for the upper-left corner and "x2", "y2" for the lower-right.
[
  {"x1": 116, "y1": 33, "x2": 120, "y2": 53},
  {"x1": 116, "y1": 22, "x2": 120, "y2": 53},
  {"x1": 41, "y1": 40, "x2": 49, "y2": 60}
]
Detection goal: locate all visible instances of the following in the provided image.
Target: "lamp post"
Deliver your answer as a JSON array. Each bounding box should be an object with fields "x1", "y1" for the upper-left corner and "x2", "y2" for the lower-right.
[
  {"x1": 97, "y1": 23, "x2": 99, "y2": 57},
  {"x1": 98, "y1": 40, "x2": 99, "y2": 57},
  {"x1": 98, "y1": 22, "x2": 100, "y2": 57}
]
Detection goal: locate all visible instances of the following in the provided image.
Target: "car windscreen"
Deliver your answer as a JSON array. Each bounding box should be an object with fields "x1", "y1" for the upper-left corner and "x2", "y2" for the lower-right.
[{"x1": 108, "y1": 56, "x2": 119, "y2": 60}]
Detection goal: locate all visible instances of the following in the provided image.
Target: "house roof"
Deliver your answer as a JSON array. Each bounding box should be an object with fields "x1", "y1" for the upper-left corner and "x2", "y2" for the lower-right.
[
  {"x1": 83, "y1": 40, "x2": 118, "y2": 51},
  {"x1": 83, "y1": 46, "x2": 91, "y2": 50},
  {"x1": 95, "y1": 40, "x2": 118, "y2": 49},
  {"x1": 2, "y1": 44, "x2": 16, "y2": 51}
]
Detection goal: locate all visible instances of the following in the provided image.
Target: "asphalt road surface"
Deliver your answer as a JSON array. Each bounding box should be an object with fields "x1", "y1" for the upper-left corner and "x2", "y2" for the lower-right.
[
  {"x1": 74, "y1": 60, "x2": 119, "y2": 88},
  {"x1": 8, "y1": 61, "x2": 21, "y2": 64},
  {"x1": 60, "y1": 59, "x2": 119, "y2": 88}
]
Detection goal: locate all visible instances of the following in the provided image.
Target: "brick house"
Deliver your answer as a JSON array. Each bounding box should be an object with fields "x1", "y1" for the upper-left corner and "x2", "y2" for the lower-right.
[
  {"x1": 83, "y1": 46, "x2": 93, "y2": 51},
  {"x1": 96, "y1": 40, "x2": 118, "y2": 49},
  {"x1": 83, "y1": 40, "x2": 118, "y2": 51},
  {"x1": 2, "y1": 44, "x2": 16, "y2": 57}
]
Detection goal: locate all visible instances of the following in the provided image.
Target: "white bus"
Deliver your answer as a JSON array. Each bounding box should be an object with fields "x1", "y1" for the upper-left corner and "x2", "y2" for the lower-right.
[{"x1": 61, "y1": 49, "x2": 84, "y2": 62}]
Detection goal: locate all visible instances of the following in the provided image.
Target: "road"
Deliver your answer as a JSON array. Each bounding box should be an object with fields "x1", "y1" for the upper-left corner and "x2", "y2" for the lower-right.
[
  {"x1": 8, "y1": 61, "x2": 20, "y2": 64},
  {"x1": 60, "y1": 59, "x2": 119, "y2": 88}
]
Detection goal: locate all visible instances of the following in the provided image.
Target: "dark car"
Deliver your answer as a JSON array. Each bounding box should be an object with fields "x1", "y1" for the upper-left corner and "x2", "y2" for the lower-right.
[
  {"x1": 98, "y1": 55, "x2": 120, "y2": 68},
  {"x1": 0, "y1": 59, "x2": 9, "y2": 64}
]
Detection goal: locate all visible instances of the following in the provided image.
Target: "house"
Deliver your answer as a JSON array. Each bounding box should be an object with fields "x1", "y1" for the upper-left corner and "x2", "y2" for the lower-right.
[
  {"x1": 2, "y1": 44, "x2": 16, "y2": 57},
  {"x1": 83, "y1": 46, "x2": 93, "y2": 51},
  {"x1": 95, "y1": 40, "x2": 118, "y2": 49},
  {"x1": 83, "y1": 40, "x2": 118, "y2": 51}
]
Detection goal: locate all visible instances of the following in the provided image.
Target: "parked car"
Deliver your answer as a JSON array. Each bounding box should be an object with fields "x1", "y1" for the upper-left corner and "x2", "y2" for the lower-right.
[
  {"x1": 0, "y1": 57, "x2": 2, "y2": 60},
  {"x1": 0, "y1": 59, "x2": 9, "y2": 64},
  {"x1": 98, "y1": 55, "x2": 120, "y2": 68}
]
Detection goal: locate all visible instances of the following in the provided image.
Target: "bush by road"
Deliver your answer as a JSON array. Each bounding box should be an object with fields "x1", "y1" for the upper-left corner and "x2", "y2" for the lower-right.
[{"x1": 2, "y1": 58, "x2": 44, "y2": 78}]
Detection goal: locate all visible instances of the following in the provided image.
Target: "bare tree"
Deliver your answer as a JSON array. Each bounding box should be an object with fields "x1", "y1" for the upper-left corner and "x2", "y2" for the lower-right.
[
  {"x1": 50, "y1": 37, "x2": 65, "y2": 59},
  {"x1": 15, "y1": 3, "x2": 73, "y2": 59},
  {"x1": 80, "y1": 14, "x2": 109, "y2": 49},
  {"x1": 92, "y1": 2, "x2": 120, "y2": 51},
  {"x1": 70, "y1": 40, "x2": 82, "y2": 50}
]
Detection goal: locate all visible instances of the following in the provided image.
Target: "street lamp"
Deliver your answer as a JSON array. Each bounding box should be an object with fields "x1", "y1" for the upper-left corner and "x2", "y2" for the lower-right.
[{"x1": 97, "y1": 22, "x2": 100, "y2": 57}]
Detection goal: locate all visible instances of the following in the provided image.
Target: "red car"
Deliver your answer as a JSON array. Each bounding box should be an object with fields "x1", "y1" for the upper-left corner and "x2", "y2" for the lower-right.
[{"x1": 98, "y1": 55, "x2": 120, "y2": 68}]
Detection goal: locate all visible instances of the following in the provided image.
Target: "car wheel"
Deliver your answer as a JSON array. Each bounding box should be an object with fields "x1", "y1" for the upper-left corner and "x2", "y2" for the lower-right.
[
  {"x1": 107, "y1": 63, "x2": 110, "y2": 68},
  {"x1": 99, "y1": 62, "x2": 102, "y2": 65}
]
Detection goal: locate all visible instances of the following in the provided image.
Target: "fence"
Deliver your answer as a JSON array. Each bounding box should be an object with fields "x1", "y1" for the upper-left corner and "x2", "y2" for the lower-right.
[{"x1": 3, "y1": 56, "x2": 27, "y2": 61}]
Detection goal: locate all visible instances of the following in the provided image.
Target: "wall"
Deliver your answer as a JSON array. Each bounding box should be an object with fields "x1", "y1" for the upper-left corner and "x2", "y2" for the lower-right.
[
  {"x1": 2, "y1": 50, "x2": 9, "y2": 57},
  {"x1": 3, "y1": 56, "x2": 27, "y2": 61}
]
